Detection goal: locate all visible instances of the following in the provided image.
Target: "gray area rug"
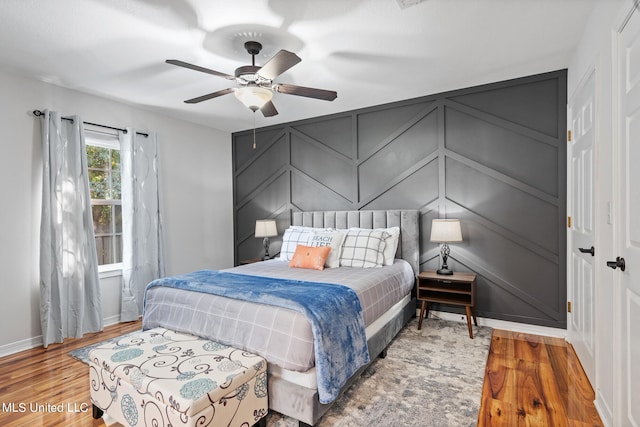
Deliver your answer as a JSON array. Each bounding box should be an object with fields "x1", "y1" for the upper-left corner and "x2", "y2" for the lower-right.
[
  {"x1": 70, "y1": 318, "x2": 491, "y2": 427},
  {"x1": 269, "y1": 318, "x2": 492, "y2": 427}
]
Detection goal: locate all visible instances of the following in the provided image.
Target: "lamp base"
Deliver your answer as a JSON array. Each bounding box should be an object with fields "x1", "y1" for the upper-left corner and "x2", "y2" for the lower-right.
[
  {"x1": 437, "y1": 243, "x2": 454, "y2": 275},
  {"x1": 262, "y1": 237, "x2": 271, "y2": 261},
  {"x1": 436, "y1": 267, "x2": 454, "y2": 275}
]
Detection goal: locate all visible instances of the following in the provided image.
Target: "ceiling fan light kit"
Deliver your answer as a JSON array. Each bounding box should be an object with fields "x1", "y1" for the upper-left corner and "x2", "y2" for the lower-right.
[
  {"x1": 235, "y1": 86, "x2": 273, "y2": 111},
  {"x1": 167, "y1": 41, "x2": 337, "y2": 117}
]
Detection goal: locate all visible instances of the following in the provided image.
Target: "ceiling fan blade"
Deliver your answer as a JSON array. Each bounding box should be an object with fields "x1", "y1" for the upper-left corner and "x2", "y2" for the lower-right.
[
  {"x1": 261, "y1": 100, "x2": 278, "y2": 117},
  {"x1": 184, "y1": 88, "x2": 234, "y2": 104},
  {"x1": 166, "y1": 59, "x2": 236, "y2": 80},
  {"x1": 273, "y1": 83, "x2": 337, "y2": 101},
  {"x1": 257, "y1": 50, "x2": 301, "y2": 80}
]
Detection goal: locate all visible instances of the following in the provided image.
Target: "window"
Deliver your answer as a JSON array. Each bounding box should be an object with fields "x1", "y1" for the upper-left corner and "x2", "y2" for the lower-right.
[{"x1": 85, "y1": 131, "x2": 122, "y2": 268}]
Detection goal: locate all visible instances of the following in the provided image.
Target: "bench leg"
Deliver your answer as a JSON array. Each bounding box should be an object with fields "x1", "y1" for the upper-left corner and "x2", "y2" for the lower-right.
[{"x1": 92, "y1": 404, "x2": 103, "y2": 419}]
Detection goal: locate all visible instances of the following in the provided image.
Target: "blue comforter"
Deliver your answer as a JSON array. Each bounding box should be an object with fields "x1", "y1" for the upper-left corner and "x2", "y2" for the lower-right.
[{"x1": 144, "y1": 270, "x2": 370, "y2": 403}]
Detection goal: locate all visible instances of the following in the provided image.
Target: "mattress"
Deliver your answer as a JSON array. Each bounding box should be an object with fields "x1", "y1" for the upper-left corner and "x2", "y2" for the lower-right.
[{"x1": 142, "y1": 259, "x2": 414, "y2": 372}]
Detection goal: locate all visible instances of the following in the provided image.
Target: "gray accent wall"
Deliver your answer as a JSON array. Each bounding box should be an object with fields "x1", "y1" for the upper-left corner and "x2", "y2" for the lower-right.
[{"x1": 232, "y1": 70, "x2": 567, "y2": 329}]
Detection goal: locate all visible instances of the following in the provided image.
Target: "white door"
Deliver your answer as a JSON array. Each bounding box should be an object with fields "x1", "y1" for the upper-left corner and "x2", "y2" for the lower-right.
[
  {"x1": 617, "y1": 5, "x2": 640, "y2": 425},
  {"x1": 568, "y1": 69, "x2": 596, "y2": 385}
]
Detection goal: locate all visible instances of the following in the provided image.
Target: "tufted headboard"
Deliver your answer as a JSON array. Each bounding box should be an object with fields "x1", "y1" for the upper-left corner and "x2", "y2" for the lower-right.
[{"x1": 292, "y1": 210, "x2": 420, "y2": 275}]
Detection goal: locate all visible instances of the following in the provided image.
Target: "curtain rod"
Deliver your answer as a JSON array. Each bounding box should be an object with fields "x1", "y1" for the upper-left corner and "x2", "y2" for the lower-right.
[{"x1": 32, "y1": 110, "x2": 148, "y2": 137}]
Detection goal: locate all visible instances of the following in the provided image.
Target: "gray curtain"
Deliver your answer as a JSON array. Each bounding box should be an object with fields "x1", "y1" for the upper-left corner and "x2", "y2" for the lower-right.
[
  {"x1": 120, "y1": 129, "x2": 165, "y2": 322},
  {"x1": 39, "y1": 110, "x2": 103, "y2": 347}
]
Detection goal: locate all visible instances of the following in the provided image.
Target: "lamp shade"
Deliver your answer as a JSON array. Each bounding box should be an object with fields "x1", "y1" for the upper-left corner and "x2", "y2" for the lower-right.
[
  {"x1": 430, "y1": 219, "x2": 462, "y2": 243},
  {"x1": 235, "y1": 86, "x2": 273, "y2": 111},
  {"x1": 255, "y1": 219, "x2": 278, "y2": 238}
]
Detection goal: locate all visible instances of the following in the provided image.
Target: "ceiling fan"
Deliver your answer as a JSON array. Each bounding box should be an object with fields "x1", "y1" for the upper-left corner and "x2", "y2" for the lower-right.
[{"x1": 166, "y1": 41, "x2": 337, "y2": 117}]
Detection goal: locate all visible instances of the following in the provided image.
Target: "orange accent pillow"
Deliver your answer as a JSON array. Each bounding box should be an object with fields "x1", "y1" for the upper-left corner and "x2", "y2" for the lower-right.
[{"x1": 289, "y1": 245, "x2": 331, "y2": 271}]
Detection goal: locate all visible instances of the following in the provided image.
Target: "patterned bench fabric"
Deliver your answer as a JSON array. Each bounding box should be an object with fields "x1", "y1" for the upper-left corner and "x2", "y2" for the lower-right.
[{"x1": 89, "y1": 328, "x2": 268, "y2": 427}]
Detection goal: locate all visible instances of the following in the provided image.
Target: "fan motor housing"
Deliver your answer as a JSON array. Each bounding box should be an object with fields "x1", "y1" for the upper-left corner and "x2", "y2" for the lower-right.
[
  {"x1": 235, "y1": 65, "x2": 260, "y2": 78},
  {"x1": 235, "y1": 65, "x2": 271, "y2": 85}
]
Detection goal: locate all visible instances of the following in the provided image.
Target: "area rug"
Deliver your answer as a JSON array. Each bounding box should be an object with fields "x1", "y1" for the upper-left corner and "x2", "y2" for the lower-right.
[{"x1": 69, "y1": 318, "x2": 492, "y2": 427}]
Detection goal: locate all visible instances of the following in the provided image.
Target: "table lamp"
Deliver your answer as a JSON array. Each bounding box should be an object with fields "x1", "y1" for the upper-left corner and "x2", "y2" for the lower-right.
[
  {"x1": 430, "y1": 219, "x2": 463, "y2": 275},
  {"x1": 255, "y1": 219, "x2": 278, "y2": 260}
]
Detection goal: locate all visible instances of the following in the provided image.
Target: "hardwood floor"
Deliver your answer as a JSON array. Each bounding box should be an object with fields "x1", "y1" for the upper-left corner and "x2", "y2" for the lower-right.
[
  {"x1": 0, "y1": 321, "x2": 142, "y2": 427},
  {"x1": 478, "y1": 329, "x2": 603, "y2": 426},
  {"x1": 0, "y1": 322, "x2": 602, "y2": 426}
]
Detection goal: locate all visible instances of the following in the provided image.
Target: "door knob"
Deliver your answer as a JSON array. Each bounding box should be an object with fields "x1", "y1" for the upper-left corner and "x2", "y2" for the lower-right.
[
  {"x1": 606, "y1": 256, "x2": 626, "y2": 272},
  {"x1": 579, "y1": 246, "x2": 595, "y2": 256}
]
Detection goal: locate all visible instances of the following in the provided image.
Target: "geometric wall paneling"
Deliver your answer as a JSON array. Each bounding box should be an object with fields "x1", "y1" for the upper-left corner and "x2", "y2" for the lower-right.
[
  {"x1": 357, "y1": 100, "x2": 433, "y2": 158},
  {"x1": 292, "y1": 115, "x2": 353, "y2": 158},
  {"x1": 234, "y1": 127, "x2": 285, "y2": 170},
  {"x1": 444, "y1": 105, "x2": 559, "y2": 196},
  {"x1": 235, "y1": 172, "x2": 289, "y2": 239},
  {"x1": 290, "y1": 130, "x2": 354, "y2": 201},
  {"x1": 444, "y1": 194, "x2": 566, "y2": 328},
  {"x1": 235, "y1": 174, "x2": 290, "y2": 262},
  {"x1": 448, "y1": 71, "x2": 563, "y2": 138},
  {"x1": 419, "y1": 203, "x2": 442, "y2": 266},
  {"x1": 290, "y1": 169, "x2": 355, "y2": 212},
  {"x1": 358, "y1": 107, "x2": 439, "y2": 202},
  {"x1": 232, "y1": 69, "x2": 567, "y2": 328},
  {"x1": 474, "y1": 273, "x2": 561, "y2": 325},
  {"x1": 236, "y1": 205, "x2": 290, "y2": 262},
  {"x1": 235, "y1": 132, "x2": 288, "y2": 202},
  {"x1": 454, "y1": 216, "x2": 563, "y2": 318},
  {"x1": 363, "y1": 158, "x2": 439, "y2": 210},
  {"x1": 446, "y1": 197, "x2": 559, "y2": 267},
  {"x1": 445, "y1": 158, "x2": 559, "y2": 255},
  {"x1": 451, "y1": 259, "x2": 563, "y2": 327}
]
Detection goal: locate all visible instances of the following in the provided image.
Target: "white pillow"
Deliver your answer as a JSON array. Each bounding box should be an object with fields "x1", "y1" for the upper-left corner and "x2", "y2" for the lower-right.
[
  {"x1": 308, "y1": 230, "x2": 347, "y2": 268},
  {"x1": 339, "y1": 229, "x2": 389, "y2": 268},
  {"x1": 280, "y1": 226, "x2": 328, "y2": 261},
  {"x1": 351, "y1": 226, "x2": 400, "y2": 266}
]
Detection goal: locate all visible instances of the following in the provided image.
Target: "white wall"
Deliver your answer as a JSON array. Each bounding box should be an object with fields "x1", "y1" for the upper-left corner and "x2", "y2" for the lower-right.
[
  {"x1": 567, "y1": 0, "x2": 625, "y2": 424},
  {"x1": 0, "y1": 69, "x2": 234, "y2": 355}
]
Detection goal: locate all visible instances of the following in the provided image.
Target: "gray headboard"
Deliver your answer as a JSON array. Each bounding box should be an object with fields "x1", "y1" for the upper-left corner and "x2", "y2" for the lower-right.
[{"x1": 292, "y1": 210, "x2": 420, "y2": 275}]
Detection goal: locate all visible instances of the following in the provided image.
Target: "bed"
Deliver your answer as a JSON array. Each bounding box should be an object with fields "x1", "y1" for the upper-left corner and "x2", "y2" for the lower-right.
[{"x1": 142, "y1": 210, "x2": 419, "y2": 426}]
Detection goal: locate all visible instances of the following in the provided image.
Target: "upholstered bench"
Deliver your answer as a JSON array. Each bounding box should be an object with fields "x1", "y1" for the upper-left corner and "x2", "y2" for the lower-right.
[{"x1": 88, "y1": 328, "x2": 268, "y2": 427}]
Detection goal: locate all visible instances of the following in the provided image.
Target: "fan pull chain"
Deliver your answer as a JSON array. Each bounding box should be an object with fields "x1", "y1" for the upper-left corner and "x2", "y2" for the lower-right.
[{"x1": 252, "y1": 112, "x2": 257, "y2": 150}]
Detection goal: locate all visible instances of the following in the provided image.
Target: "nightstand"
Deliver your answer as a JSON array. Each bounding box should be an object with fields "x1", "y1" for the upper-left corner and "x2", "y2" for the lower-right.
[{"x1": 417, "y1": 270, "x2": 478, "y2": 338}]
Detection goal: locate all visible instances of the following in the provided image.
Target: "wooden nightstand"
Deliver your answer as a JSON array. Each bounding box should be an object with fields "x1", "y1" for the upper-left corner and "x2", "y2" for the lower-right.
[{"x1": 417, "y1": 270, "x2": 478, "y2": 338}]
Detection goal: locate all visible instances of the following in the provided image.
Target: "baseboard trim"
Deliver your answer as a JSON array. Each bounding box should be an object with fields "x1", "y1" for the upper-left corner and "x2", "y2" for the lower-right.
[
  {"x1": 594, "y1": 390, "x2": 613, "y2": 427},
  {"x1": 0, "y1": 313, "x2": 131, "y2": 358},
  {"x1": 426, "y1": 310, "x2": 567, "y2": 338},
  {"x1": 0, "y1": 335, "x2": 43, "y2": 358},
  {"x1": 103, "y1": 314, "x2": 122, "y2": 327}
]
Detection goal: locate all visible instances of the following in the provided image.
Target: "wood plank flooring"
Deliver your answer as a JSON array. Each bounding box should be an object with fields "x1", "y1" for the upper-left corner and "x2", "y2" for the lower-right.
[
  {"x1": 0, "y1": 321, "x2": 142, "y2": 427},
  {"x1": 0, "y1": 322, "x2": 602, "y2": 426},
  {"x1": 478, "y1": 329, "x2": 603, "y2": 426}
]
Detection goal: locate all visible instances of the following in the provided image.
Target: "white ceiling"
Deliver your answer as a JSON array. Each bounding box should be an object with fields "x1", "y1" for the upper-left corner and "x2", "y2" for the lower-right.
[{"x1": 0, "y1": 0, "x2": 595, "y2": 133}]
